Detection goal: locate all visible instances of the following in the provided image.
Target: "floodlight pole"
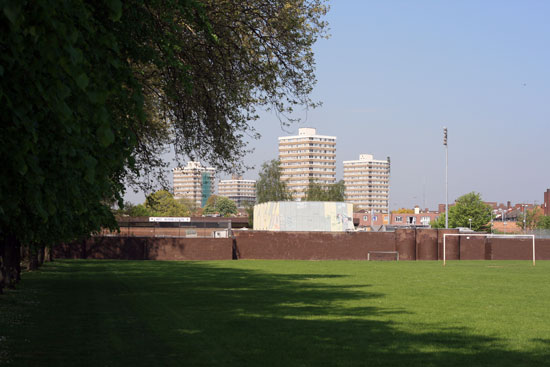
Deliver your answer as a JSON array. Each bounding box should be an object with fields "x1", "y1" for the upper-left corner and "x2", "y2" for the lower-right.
[
  {"x1": 443, "y1": 127, "x2": 448, "y2": 229},
  {"x1": 521, "y1": 204, "x2": 527, "y2": 233}
]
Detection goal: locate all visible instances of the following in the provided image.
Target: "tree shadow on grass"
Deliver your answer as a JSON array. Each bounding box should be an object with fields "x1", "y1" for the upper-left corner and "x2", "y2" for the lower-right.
[{"x1": 2, "y1": 260, "x2": 549, "y2": 367}]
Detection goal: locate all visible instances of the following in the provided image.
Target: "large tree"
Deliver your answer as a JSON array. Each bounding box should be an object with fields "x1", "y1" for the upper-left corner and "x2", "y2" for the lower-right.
[
  {"x1": 432, "y1": 192, "x2": 492, "y2": 231},
  {"x1": 304, "y1": 180, "x2": 346, "y2": 201},
  {"x1": 203, "y1": 195, "x2": 238, "y2": 217},
  {"x1": 1, "y1": 0, "x2": 144, "y2": 288},
  {"x1": 256, "y1": 160, "x2": 293, "y2": 203},
  {"x1": 0, "y1": 0, "x2": 328, "y2": 291},
  {"x1": 516, "y1": 207, "x2": 544, "y2": 230},
  {"x1": 145, "y1": 190, "x2": 191, "y2": 217}
]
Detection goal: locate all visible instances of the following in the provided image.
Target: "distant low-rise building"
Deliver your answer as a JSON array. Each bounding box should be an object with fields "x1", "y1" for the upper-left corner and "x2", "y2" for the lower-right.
[
  {"x1": 355, "y1": 206, "x2": 439, "y2": 230},
  {"x1": 390, "y1": 207, "x2": 439, "y2": 227}
]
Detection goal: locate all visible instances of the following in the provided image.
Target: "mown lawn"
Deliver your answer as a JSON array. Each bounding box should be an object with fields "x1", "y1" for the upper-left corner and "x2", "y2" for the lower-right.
[{"x1": 1, "y1": 259, "x2": 549, "y2": 366}]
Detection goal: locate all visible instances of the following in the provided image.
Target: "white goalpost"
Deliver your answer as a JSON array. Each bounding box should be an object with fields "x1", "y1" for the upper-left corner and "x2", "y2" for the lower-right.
[{"x1": 443, "y1": 233, "x2": 536, "y2": 266}]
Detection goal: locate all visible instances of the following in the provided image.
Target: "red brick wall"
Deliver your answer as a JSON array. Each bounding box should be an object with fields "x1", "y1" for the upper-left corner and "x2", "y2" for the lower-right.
[
  {"x1": 458, "y1": 236, "x2": 487, "y2": 260},
  {"x1": 233, "y1": 231, "x2": 398, "y2": 260},
  {"x1": 54, "y1": 237, "x2": 233, "y2": 261},
  {"x1": 53, "y1": 231, "x2": 550, "y2": 261},
  {"x1": 488, "y1": 238, "x2": 550, "y2": 261}
]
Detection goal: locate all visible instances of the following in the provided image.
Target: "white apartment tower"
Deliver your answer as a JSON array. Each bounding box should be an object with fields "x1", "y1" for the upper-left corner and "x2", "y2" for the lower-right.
[
  {"x1": 278, "y1": 128, "x2": 336, "y2": 200},
  {"x1": 173, "y1": 161, "x2": 216, "y2": 207},
  {"x1": 343, "y1": 154, "x2": 390, "y2": 213},
  {"x1": 218, "y1": 175, "x2": 256, "y2": 208}
]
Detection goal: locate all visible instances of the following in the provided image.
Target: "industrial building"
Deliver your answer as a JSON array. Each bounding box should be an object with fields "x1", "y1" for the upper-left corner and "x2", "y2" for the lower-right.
[
  {"x1": 343, "y1": 154, "x2": 391, "y2": 214},
  {"x1": 278, "y1": 127, "x2": 336, "y2": 200},
  {"x1": 173, "y1": 161, "x2": 215, "y2": 207}
]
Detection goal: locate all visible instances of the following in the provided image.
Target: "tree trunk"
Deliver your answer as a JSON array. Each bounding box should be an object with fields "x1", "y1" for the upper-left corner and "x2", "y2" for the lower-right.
[
  {"x1": 45, "y1": 246, "x2": 53, "y2": 262},
  {"x1": 0, "y1": 239, "x2": 5, "y2": 294},
  {"x1": 28, "y1": 246, "x2": 39, "y2": 271},
  {"x1": 15, "y1": 240, "x2": 21, "y2": 282},
  {"x1": 4, "y1": 235, "x2": 19, "y2": 289},
  {"x1": 38, "y1": 243, "x2": 45, "y2": 266}
]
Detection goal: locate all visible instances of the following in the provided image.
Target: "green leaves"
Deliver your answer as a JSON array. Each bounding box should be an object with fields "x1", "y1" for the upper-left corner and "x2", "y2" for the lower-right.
[
  {"x1": 107, "y1": 0, "x2": 122, "y2": 21},
  {"x1": 3, "y1": 2, "x2": 22, "y2": 25},
  {"x1": 96, "y1": 124, "x2": 115, "y2": 147},
  {"x1": 75, "y1": 73, "x2": 89, "y2": 90},
  {"x1": 256, "y1": 159, "x2": 293, "y2": 203},
  {"x1": 145, "y1": 190, "x2": 190, "y2": 217},
  {"x1": 305, "y1": 180, "x2": 346, "y2": 202},
  {"x1": 432, "y1": 192, "x2": 492, "y2": 231},
  {"x1": 0, "y1": 0, "x2": 146, "y2": 247},
  {"x1": 203, "y1": 195, "x2": 238, "y2": 217}
]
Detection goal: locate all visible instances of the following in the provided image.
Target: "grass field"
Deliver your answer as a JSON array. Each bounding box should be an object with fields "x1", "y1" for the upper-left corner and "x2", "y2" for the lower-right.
[{"x1": 1, "y1": 260, "x2": 549, "y2": 366}]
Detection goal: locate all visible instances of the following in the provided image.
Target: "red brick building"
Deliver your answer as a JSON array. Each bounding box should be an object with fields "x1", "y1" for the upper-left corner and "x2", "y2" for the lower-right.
[
  {"x1": 390, "y1": 210, "x2": 440, "y2": 227},
  {"x1": 544, "y1": 189, "x2": 550, "y2": 216},
  {"x1": 354, "y1": 207, "x2": 440, "y2": 229}
]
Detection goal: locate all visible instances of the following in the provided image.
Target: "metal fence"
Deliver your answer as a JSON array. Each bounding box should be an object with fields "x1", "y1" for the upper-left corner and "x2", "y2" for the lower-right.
[{"x1": 526, "y1": 229, "x2": 550, "y2": 239}]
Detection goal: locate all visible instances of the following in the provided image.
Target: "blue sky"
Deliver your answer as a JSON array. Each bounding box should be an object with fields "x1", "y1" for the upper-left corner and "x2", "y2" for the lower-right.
[{"x1": 127, "y1": 0, "x2": 550, "y2": 210}]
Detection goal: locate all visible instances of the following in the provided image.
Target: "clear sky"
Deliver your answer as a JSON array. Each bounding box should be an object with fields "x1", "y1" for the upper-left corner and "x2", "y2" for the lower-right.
[{"x1": 127, "y1": 0, "x2": 550, "y2": 210}]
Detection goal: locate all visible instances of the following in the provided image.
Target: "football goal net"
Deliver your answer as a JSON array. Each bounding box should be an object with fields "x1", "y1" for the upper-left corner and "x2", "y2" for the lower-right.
[{"x1": 442, "y1": 233, "x2": 536, "y2": 266}]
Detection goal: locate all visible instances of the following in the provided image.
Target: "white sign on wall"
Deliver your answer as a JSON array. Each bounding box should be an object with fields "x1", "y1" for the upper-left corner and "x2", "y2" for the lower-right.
[{"x1": 148, "y1": 217, "x2": 191, "y2": 222}]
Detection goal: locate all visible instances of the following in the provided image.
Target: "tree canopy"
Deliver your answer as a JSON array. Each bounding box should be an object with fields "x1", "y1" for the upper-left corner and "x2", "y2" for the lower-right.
[
  {"x1": 0, "y1": 0, "x2": 328, "y2": 291},
  {"x1": 256, "y1": 160, "x2": 293, "y2": 203},
  {"x1": 516, "y1": 207, "x2": 547, "y2": 230},
  {"x1": 432, "y1": 192, "x2": 492, "y2": 231},
  {"x1": 203, "y1": 196, "x2": 238, "y2": 217},
  {"x1": 118, "y1": 0, "x2": 329, "y2": 177},
  {"x1": 304, "y1": 180, "x2": 346, "y2": 202},
  {"x1": 538, "y1": 216, "x2": 550, "y2": 230},
  {"x1": 145, "y1": 191, "x2": 191, "y2": 217}
]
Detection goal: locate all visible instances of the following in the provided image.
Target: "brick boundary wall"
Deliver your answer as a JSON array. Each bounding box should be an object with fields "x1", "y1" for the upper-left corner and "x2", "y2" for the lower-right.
[
  {"x1": 54, "y1": 236, "x2": 233, "y2": 261},
  {"x1": 53, "y1": 230, "x2": 550, "y2": 261}
]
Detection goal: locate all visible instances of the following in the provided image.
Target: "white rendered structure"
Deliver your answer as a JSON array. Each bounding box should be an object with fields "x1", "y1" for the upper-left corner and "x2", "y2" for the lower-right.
[
  {"x1": 218, "y1": 176, "x2": 256, "y2": 208},
  {"x1": 442, "y1": 234, "x2": 536, "y2": 266},
  {"x1": 343, "y1": 154, "x2": 390, "y2": 213},
  {"x1": 173, "y1": 161, "x2": 216, "y2": 207},
  {"x1": 278, "y1": 128, "x2": 336, "y2": 200},
  {"x1": 254, "y1": 201, "x2": 354, "y2": 231}
]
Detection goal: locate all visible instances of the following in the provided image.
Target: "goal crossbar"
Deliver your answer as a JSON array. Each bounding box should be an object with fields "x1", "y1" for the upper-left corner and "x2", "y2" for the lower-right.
[{"x1": 443, "y1": 234, "x2": 536, "y2": 266}]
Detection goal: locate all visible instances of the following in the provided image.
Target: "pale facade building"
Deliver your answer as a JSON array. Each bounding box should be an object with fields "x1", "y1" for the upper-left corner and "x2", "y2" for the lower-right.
[
  {"x1": 218, "y1": 175, "x2": 256, "y2": 208},
  {"x1": 343, "y1": 154, "x2": 390, "y2": 213},
  {"x1": 173, "y1": 161, "x2": 216, "y2": 207},
  {"x1": 278, "y1": 128, "x2": 336, "y2": 200}
]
